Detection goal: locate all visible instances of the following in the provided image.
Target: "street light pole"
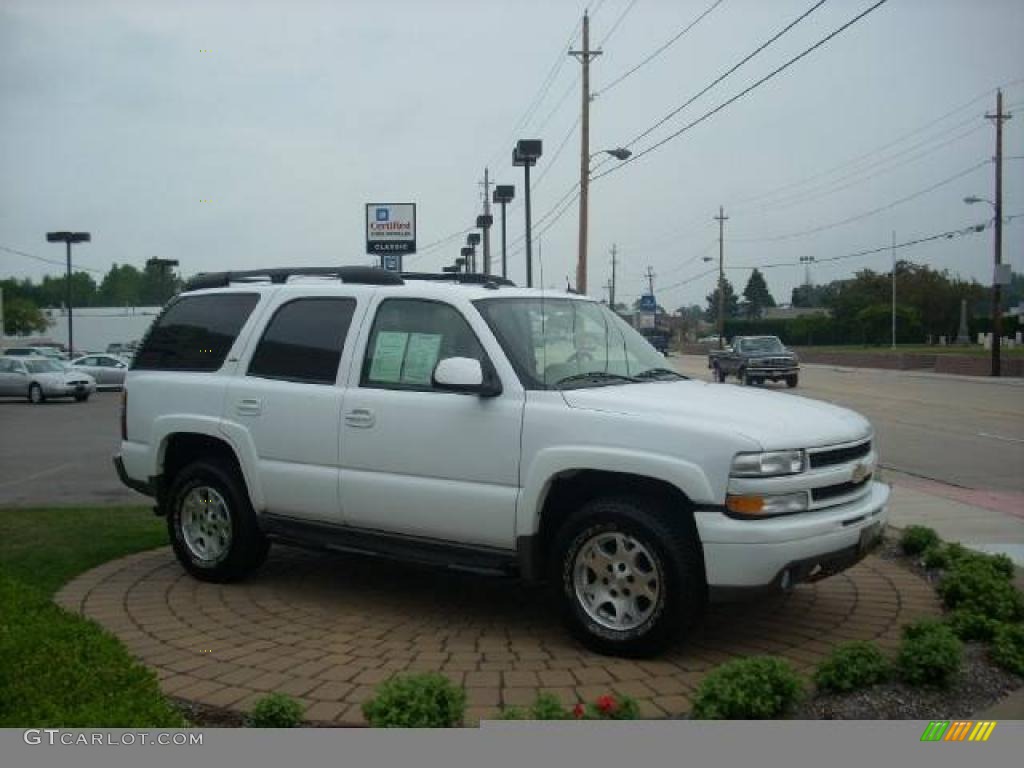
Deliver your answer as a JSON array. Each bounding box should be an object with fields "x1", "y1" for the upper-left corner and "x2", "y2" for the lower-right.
[
  {"x1": 891, "y1": 230, "x2": 897, "y2": 349},
  {"x1": 714, "y1": 207, "x2": 728, "y2": 350},
  {"x1": 513, "y1": 140, "x2": 543, "y2": 287},
  {"x1": 570, "y1": 11, "x2": 602, "y2": 296},
  {"x1": 492, "y1": 185, "x2": 515, "y2": 280},
  {"x1": 46, "y1": 231, "x2": 90, "y2": 356},
  {"x1": 986, "y1": 88, "x2": 1010, "y2": 377}
]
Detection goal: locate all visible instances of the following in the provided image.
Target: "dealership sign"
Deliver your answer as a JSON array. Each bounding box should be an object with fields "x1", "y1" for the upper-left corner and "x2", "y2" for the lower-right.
[{"x1": 366, "y1": 204, "x2": 416, "y2": 263}]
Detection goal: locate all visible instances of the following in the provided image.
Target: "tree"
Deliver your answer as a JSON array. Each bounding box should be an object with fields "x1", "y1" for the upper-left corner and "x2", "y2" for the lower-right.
[
  {"x1": 705, "y1": 278, "x2": 739, "y2": 323},
  {"x1": 3, "y1": 296, "x2": 50, "y2": 336},
  {"x1": 97, "y1": 264, "x2": 143, "y2": 306},
  {"x1": 139, "y1": 261, "x2": 182, "y2": 305},
  {"x1": 741, "y1": 269, "x2": 776, "y2": 318},
  {"x1": 33, "y1": 272, "x2": 98, "y2": 308}
]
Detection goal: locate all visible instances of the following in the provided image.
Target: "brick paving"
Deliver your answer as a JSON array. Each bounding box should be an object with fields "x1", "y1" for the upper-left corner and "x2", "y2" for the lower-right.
[{"x1": 55, "y1": 546, "x2": 940, "y2": 725}]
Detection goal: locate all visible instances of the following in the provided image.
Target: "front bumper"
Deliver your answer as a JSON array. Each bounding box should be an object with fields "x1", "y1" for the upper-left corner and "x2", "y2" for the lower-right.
[
  {"x1": 45, "y1": 381, "x2": 96, "y2": 397},
  {"x1": 744, "y1": 367, "x2": 799, "y2": 377},
  {"x1": 697, "y1": 480, "x2": 890, "y2": 598}
]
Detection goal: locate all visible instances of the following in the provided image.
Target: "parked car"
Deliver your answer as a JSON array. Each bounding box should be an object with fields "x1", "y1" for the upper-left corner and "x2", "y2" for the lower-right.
[
  {"x1": 116, "y1": 267, "x2": 886, "y2": 657},
  {"x1": 0, "y1": 356, "x2": 96, "y2": 403},
  {"x1": 69, "y1": 354, "x2": 129, "y2": 389},
  {"x1": 709, "y1": 335, "x2": 800, "y2": 387},
  {"x1": 3, "y1": 345, "x2": 65, "y2": 360}
]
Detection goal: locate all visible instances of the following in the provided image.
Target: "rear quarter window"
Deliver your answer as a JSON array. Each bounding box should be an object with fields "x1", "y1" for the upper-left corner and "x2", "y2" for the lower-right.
[{"x1": 133, "y1": 293, "x2": 259, "y2": 372}]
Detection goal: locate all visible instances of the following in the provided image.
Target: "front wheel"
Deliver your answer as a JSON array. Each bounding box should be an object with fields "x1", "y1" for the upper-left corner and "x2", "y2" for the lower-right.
[
  {"x1": 28, "y1": 383, "x2": 45, "y2": 404},
  {"x1": 551, "y1": 496, "x2": 703, "y2": 657},
  {"x1": 74, "y1": 392, "x2": 90, "y2": 402},
  {"x1": 167, "y1": 458, "x2": 269, "y2": 583},
  {"x1": 786, "y1": 374, "x2": 799, "y2": 388},
  {"x1": 740, "y1": 369, "x2": 751, "y2": 386},
  {"x1": 713, "y1": 364, "x2": 726, "y2": 383}
]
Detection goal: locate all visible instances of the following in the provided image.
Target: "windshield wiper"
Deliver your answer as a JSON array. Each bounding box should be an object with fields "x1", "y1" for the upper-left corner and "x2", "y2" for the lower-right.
[
  {"x1": 634, "y1": 367, "x2": 687, "y2": 381},
  {"x1": 554, "y1": 371, "x2": 641, "y2": 389}
]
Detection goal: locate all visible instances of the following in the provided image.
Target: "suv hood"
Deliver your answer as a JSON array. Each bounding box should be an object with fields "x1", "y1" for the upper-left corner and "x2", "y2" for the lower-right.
[{"x1": 561, "y1": 380, "x2": 870, "y2": 450}]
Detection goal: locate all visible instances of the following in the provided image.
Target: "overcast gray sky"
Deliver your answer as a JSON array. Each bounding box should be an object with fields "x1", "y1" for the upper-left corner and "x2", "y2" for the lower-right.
[{"x1": 2, "y1": 0, "x2": 1023, "y2": 310}]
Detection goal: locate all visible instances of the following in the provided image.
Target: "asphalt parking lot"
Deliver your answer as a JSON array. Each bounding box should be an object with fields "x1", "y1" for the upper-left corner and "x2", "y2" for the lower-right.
[{"x1": 0, "y1": 392, "x2": 147, "y2": 507}]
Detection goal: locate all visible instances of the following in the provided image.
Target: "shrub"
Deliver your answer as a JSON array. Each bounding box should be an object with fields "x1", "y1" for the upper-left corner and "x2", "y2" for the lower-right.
[
  {"x1": 691, "y1": 657, "x2": 803, "y2": 719},
  {"x1": 246, "y1": 693, "x2": 304, "y2": 728},
  {"x1": 990, "y1": 623, "x2": 1024, "y2": 677},
  {"x1": 938, "y1": 562, "x2": 1024, "y2": 622},
  {"x1": 813, "y1": 641, "x2": 891, "y2": 693},
  {"x1": 922, "y1": 546, "x2": 949, "y2": 570},
  {"x1": 946, "y1": 609, "x2": 1001, "y2": 642},
  {"x1": 362, "y1": 673, "x2": 466, "y2": 728},
  {"x1": 896, "y1": 620, "x2": 963, "y2": 687},
  {"x1": 900, "y1": 526, "x2": 940, "y2": 556}
]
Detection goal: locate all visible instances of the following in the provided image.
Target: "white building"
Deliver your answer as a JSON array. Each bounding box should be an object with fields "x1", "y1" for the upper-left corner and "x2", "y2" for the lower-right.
[{"x1": 2, "y1": 306, "x2": 162, "y2": 354}]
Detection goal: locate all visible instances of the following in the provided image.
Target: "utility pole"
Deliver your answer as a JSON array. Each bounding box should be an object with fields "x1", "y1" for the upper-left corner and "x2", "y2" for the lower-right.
[
  {"x1": 891, "y1": 230, "x2": 897, "y2": 349},
  {"x1": 645, "y1": 265, "x2": 655, "y2": 298},
  {"x1": 570, "y1": 11, "x2": 601, "y2": 296},
  {"x1": 479, "y1": 167, "x2": 492, "y2": 275},
  {"x1": 609, "y1": 243, "x2": 617, "y2": 309},
  {"x1": 714, "y1": 206, "x2": 728, "y2": 349},
  {"x1": 986, "y1": 88, "x2": 1011, "y2": 377}
]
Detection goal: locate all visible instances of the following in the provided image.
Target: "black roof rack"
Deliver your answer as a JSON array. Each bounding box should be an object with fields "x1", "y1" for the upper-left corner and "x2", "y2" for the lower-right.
[
  {"x1": 400, "y1": 272, "x2": 516, "y2": 288},
  {"x1": 183, "y1": 266, "x2": 404, "y2": 292}
]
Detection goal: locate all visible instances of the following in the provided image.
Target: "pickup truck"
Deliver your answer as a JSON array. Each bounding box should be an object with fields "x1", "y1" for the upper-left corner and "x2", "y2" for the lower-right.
[
  {"x1": 709, "y1": 336, "x2": 800, "y2": 388},
  {"x1": 116, "y1": 268, "x2": 885, "y2": 657}
]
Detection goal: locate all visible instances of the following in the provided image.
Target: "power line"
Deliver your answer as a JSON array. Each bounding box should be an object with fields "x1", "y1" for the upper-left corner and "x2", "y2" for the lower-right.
[
  {"x1": 0, "y1": 244, "x2": 105, "y2": 274},
  {"x1": 593, "y1": 0, "x2": 892, "y2": 182},
  {"x1": 598, "y1": 0, "x2": 640, "y2": 47},
  {"x1": 596, "y1": 0, "x2": 726, "y2": 97},
  {"x1": 729, "y1": 159, "x2": 991, "y2": 243},
  {"x1": 533, "y1": 115, "x2": 581, "y2": 189},
  {"x1": 615, "y1": 0, "x2": 829, "y2": 153}
]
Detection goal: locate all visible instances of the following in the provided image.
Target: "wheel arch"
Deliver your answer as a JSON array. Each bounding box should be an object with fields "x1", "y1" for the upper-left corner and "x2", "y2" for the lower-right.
[{"x1": 157, "y1": 430, "x2": 263, "y2": 514}]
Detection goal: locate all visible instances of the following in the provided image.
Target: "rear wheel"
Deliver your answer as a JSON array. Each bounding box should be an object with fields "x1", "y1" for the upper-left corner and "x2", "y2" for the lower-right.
[
  {"x1": 74, "y1": 392, "x2": 90, "y2": 402},
  {"x1": 551, "y1": 496, "x2": 703, "y2": 657},
  {"x1": 740, "y1": 369, "x2": 751, "y2": 386},
  {"x1": 28, "y1": 384, "x2": 44, "y2": 404},
  {"x1": 167, "y1": 458, "x2": 269, "y2": 582},
  {"x1": 786, "y1": 374, "x2": 799, "y2": 388},
  {"x1": 713, "y1": 364, "x2": 726, "y2": 383}
]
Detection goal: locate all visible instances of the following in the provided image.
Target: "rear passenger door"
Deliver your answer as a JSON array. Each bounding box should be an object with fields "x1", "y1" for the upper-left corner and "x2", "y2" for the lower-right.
[{"x1": 226, "y1": 295, "x2": 361, "y2": 524}]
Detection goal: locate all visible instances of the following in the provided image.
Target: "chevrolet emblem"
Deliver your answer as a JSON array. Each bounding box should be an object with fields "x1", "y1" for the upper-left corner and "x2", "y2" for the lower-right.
[{"x1": 851, "y1": 463, "x2": 870, "y2": 484}]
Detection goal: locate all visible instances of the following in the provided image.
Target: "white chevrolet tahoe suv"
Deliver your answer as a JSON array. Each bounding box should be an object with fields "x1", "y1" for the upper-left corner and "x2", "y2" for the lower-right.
[{"x1": 115, "y1": 266, "x2": 889, "y2": 657}]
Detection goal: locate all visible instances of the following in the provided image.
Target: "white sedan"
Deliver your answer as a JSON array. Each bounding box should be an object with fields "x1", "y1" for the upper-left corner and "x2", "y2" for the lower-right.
[
  {"x1": 69, "y1": 354, "x2": 129, "y2": 389},
  {"x1": 0, "y1": 356, "x2": 96, "y2": 403}
]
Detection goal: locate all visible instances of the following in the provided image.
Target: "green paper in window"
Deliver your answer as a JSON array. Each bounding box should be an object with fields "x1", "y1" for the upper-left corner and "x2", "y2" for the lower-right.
[
  {"x1": 402, "y1": 333, "x2": 443, "y2": 385},
  {"x1": 369, "y1": 331, "x2": 408, "y2": 383}
]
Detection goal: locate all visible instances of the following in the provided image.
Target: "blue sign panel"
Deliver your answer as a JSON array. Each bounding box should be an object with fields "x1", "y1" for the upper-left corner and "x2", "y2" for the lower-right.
[{"x1": 639, "y1": 294, "x2": 657, "y2": 312}]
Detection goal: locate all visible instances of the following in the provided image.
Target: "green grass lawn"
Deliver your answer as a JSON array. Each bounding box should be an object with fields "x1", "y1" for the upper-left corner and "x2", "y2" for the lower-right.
[
  {"x1": 793, "y1": 344, "x2": 1024, "y2": 358},
  {"x1": 0, "y1": 506, "x2": 185, "y2": 727}
]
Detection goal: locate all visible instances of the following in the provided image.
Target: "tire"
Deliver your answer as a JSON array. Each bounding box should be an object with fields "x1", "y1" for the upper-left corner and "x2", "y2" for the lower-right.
[
  {"x1": 167, "y1": 458, "x2": 269, "y2": 583},
  {"x1": 74, "y1": 393, "x2": 90, "y2": 402},
  {"x1": 740, "y1": 369, "x2": 751, "y2": 386},
  {"x1": 713, "y1": 364, "x2": 726, "y2": 383},
  {"x1": 551, "y1": 496, "x2": 704, "y2": 657},
  {"x1": 786, "y1": 375, "x2": 798, "y2": 388},
  {"x1": 28, "y1": 383, "x2": 45, "y2": 404}
]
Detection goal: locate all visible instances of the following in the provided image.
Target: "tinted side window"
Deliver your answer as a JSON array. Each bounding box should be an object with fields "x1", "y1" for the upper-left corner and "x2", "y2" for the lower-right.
[
  {"x1": 133, "y1": 293, "x2": 259, "y2": 371},
  {"x1": 247, "y1": 298, "x2": 356, "y2": 384},
  {"x1": 361, "y1": 299, "x2": 486, "y2": 391}
]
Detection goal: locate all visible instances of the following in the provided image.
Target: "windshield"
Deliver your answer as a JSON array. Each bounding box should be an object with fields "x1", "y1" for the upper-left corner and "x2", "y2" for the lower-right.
[
  {"x1": 475, "y1": 298, "x2": 672, "y2": 389},
  {"x1": 739, "y1": 337, "x2": 784, "y2": 354},
  {"x1": 25, "y1": 359, "x2": 64, "y2": 373}
]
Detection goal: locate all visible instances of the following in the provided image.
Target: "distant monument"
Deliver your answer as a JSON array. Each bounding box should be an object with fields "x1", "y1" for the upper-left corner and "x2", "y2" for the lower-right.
[{"x1": 955, "y1": 298, "x2": 971, "y2": 345}]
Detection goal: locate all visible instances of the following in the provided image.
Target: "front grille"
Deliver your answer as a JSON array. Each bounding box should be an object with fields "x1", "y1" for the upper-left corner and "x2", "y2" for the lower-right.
[
  {"x1": 809, "y1": 440, "x2": 871, "y2": 469},
  {"x1": 812, "y1": 474, "x2": 872, "y2": 502},
  {"x1": 752, "y1": 357, "x2": 792, "y2": 368}
]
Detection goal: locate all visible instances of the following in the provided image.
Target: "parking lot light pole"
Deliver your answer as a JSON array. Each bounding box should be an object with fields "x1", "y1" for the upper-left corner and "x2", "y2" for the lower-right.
[
  {"x1": 466, "y1": 233, "x2": 481, "y2": 274},
  {"x1": 492, "y1": 185, "x2": 515, "y2": 280},
  {"x1": 46, "y1": 231, "x2": 91, "y2": 357},
  {"x1": 513, "y1": 140, "x2": 542, "y2": 287}
]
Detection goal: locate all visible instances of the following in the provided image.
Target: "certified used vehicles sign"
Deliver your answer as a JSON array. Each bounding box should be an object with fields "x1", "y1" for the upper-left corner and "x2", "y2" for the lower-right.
[{"x1": 366, "y1": 203, "x2": 416, "y2": 255}]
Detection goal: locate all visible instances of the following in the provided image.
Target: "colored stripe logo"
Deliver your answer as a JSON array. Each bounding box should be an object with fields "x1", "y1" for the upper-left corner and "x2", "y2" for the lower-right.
[{"x1": 920, "y1": 721, "x2": 996, "y2": 742}]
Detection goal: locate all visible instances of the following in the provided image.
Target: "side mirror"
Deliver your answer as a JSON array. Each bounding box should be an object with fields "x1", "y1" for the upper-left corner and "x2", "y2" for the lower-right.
[{"x1": 432, "y1": 357, "x2": 501, "y2": 397}]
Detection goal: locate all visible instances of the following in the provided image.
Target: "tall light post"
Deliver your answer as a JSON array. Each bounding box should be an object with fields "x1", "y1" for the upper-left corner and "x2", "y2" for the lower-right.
[
  {"x1": 475, "y1": 215, "x2": 493, "y2": 275},
  {"x1": 45, "y1": 231, "x2": 91, "y2": 356},
  {"x1": 703, "y1": 207, "x2": 728, "y2": 349},
  {"x1": 964, "y1": 194, "x2": 1004, "y2": 374},
  {"x1": 513, "y1": 140, "x2": 543, "y2": 287},
  {"x1": 466, "y1": 232, "x2": 481, "y2": 274},
  {"x1": 458, "y1": 250, "x2": 472, "y2": 274},
  {"x1": 575, "y1": 147, "x2": 631, "y2": 295},
  {"x1": 492, "y1": 185, "x2": 515, "y2": 280}
]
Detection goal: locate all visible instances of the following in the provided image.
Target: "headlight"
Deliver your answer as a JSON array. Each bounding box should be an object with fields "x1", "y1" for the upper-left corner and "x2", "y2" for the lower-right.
[
  {"x1": 726, "y1": 491, "x2": 809, "y2": 517},
  {"x1": 730, "y1": 450, "x2": 805, "y2": 477}
]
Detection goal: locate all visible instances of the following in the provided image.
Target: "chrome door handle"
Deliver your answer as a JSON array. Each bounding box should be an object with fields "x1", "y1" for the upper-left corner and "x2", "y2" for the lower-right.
[
  {"x1": 236, "y1": 397, "x2": 262, "y2": 415},
  {"x1": 344, "y1": 408, "x2": 375, "y2": 428}
]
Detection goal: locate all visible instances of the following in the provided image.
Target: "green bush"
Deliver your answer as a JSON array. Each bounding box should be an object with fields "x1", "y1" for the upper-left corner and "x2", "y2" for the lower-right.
[
  {"x1": 246, "y1": 693, "x2": 304, "y2": 728},
  {"x1": 692, "y1": 657, "x2": 804, "y2": 719},
  {"x1": 0, "y1": 573, "x2": 185, "y2": 727},
  {"x1": 938, "y1": 562, "x2": 1024, "y2": 622},
  {"x1": 922, "y1": 545, "x2": 949, "y2": 570},
  {"x1": 362, "y1": 673, "x2": 466, "y2": 728},
  {"x1": 946, "y1": 609, "x2": 1001, "y2": 642},
  {"x1": 900, "y1": 526, "x2": 940, "y2": 556},
  {"x1": 896, "y1": 620, "x2": 963, "y2": 687},
  {"x1": 990, "y1": 623, "x2": 1024, "y2": 677},
  {"x1": 813, "y1": 641, "x2": 891, "y2": 693}
]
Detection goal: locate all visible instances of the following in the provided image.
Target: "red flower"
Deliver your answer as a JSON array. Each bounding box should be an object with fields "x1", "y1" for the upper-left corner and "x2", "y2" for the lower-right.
[
  {"x1": 596, "y1": 695, "x2": 617, "y2": 714},
  {"x1": 573, "y1": 703, "x2": 585, "y2": 719}
]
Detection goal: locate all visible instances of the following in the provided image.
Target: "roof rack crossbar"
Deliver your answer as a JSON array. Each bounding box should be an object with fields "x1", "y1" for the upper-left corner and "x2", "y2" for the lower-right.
[
  {"x1": 400, "y1": 272, "x2": 516, "y2": 288},
  {"x1": 184, "y1": 266, "x2": 404, "y2": 292}
]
